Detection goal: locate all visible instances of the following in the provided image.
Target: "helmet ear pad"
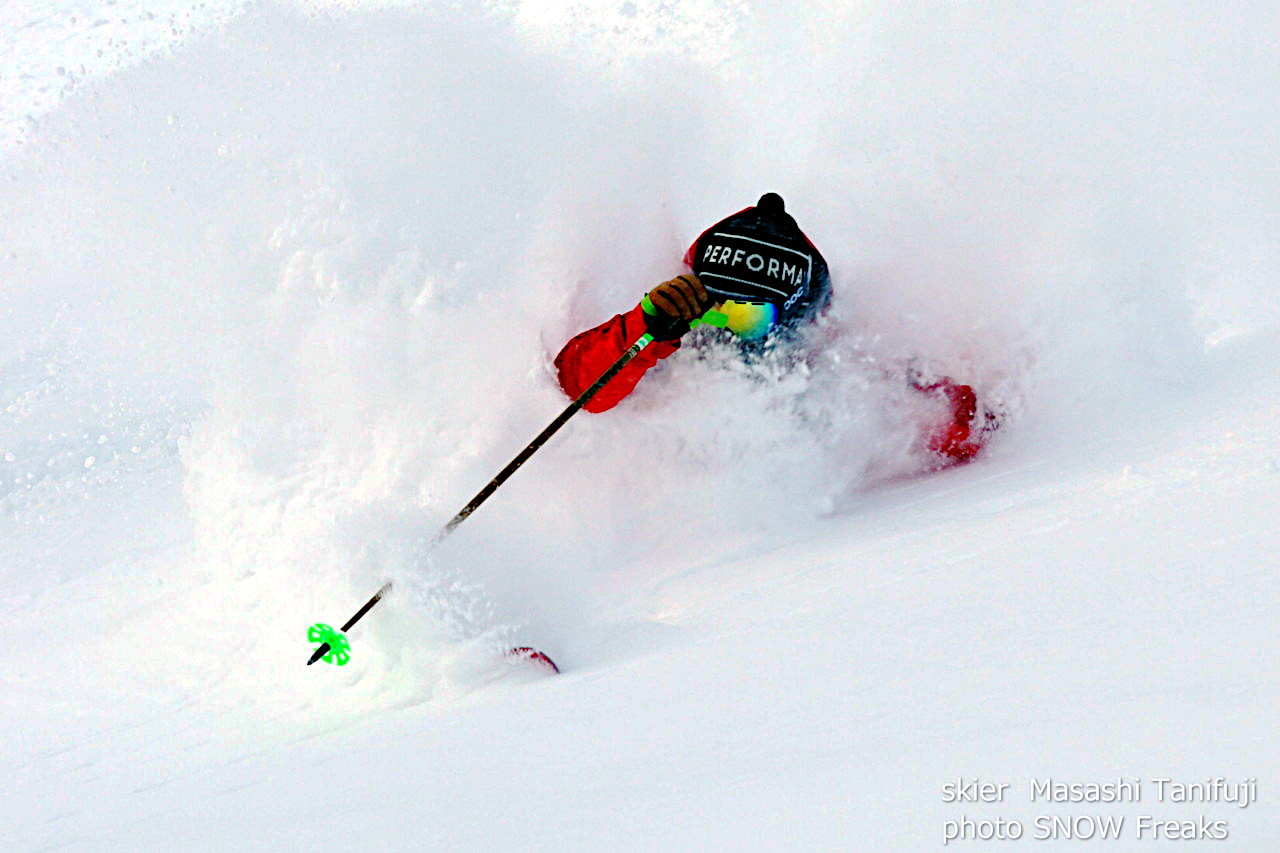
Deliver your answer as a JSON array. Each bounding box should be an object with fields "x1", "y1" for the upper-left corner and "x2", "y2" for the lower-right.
[{"x1": 691, "y1": 193, "x2": 830, "y2": 326}]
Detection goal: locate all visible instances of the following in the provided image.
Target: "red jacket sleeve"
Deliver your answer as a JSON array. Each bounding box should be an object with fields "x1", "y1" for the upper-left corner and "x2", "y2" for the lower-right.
[{"x1": 554, "y1": 303, "x2": 681, "y2": 413}]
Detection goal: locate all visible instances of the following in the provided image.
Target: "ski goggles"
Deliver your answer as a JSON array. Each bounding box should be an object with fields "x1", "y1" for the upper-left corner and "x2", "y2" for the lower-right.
[{"x1": 692, "y1": 299, "x2": 779, "y2": 341}]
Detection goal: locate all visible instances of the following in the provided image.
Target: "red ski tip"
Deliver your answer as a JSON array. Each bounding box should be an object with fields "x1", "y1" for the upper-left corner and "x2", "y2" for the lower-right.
[{"x1": 507, "y1": 646, "x2": 560, "y2": 674}]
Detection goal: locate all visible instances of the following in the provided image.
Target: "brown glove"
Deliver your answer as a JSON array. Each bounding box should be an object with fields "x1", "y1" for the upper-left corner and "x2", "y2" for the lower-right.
[
  {"x1": 647, "y1": 274, "x2": 712, "y2": 320},
  {"x1": 642, "y1": 274, "x2": 714, "y2": 341}
]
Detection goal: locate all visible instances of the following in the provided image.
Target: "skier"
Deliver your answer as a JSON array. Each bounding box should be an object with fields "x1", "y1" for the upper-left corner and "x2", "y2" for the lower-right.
[
  {"x1": 553, "y1": 192, "x2": 991, "y2": 463},
  {"x1": 308, "y1": 194, "x2": 991, "y2": 675}
]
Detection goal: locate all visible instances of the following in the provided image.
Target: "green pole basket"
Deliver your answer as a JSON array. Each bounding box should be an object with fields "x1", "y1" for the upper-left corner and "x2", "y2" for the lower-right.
[{"x1": 307, "y1": 622, "x2": 351, "y2": 666}]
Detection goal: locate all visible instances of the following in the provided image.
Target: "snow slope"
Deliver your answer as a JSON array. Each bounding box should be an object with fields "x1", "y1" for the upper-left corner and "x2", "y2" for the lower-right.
[{"x1": 2, "y1": 1, "x2": 1278, "y2": 850}]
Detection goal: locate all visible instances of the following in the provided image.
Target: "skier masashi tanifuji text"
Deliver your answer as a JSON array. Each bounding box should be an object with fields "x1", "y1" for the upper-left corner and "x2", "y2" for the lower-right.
[{"x1": 554, "y1": 192, "x2": 993, "y2": 463}]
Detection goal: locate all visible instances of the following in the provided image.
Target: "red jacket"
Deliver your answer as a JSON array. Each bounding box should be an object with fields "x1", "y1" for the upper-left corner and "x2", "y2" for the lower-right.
[
  {"x1": 553, "y1": 233, "x2": 711, "y2": 414},
  {"x1": 553, "y1": 302, "x2": 679, "y2": 413}
]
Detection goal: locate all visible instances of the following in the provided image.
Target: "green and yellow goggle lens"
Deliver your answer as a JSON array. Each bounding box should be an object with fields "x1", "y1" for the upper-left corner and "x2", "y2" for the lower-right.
[{"x1": 693, "y1": 300, "x2": 779, "y2": 341}]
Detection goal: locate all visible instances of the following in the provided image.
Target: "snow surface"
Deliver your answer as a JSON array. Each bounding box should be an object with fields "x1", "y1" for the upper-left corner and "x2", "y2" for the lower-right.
[{"x1": 2, "y1": 1, "x2": 1279, "y2": 850}]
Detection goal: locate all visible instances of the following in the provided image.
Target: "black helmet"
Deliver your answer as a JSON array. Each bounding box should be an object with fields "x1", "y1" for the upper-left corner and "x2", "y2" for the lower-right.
[{"x1": 691, "y1": 193, "x2": 831, "y2": 328}]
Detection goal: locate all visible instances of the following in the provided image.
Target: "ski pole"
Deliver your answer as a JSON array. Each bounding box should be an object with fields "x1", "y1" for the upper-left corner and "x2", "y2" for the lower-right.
[{"x1": 307, "y1": 328, "x2": 664, "y2": 666}]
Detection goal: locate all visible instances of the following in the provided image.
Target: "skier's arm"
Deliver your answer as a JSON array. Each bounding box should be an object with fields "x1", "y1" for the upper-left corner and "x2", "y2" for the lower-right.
[
  {"x1": 553, "y1": 276, "x2": 710, "y2": 413},
  {"x1": 553, "y1": 303, "x2": 680, "y2": 413}
]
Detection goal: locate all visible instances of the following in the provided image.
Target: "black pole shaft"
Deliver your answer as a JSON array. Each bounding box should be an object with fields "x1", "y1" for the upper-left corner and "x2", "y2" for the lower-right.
[
  {"x1": 308, "y1": 332, "x2": 655, "y2": 665},
  {"x1": 437, "y1": 332, "x2": 654, "y2": 540},
  {"x1": 342, "y1": 582, "x2": 393, "y2": 631}
]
